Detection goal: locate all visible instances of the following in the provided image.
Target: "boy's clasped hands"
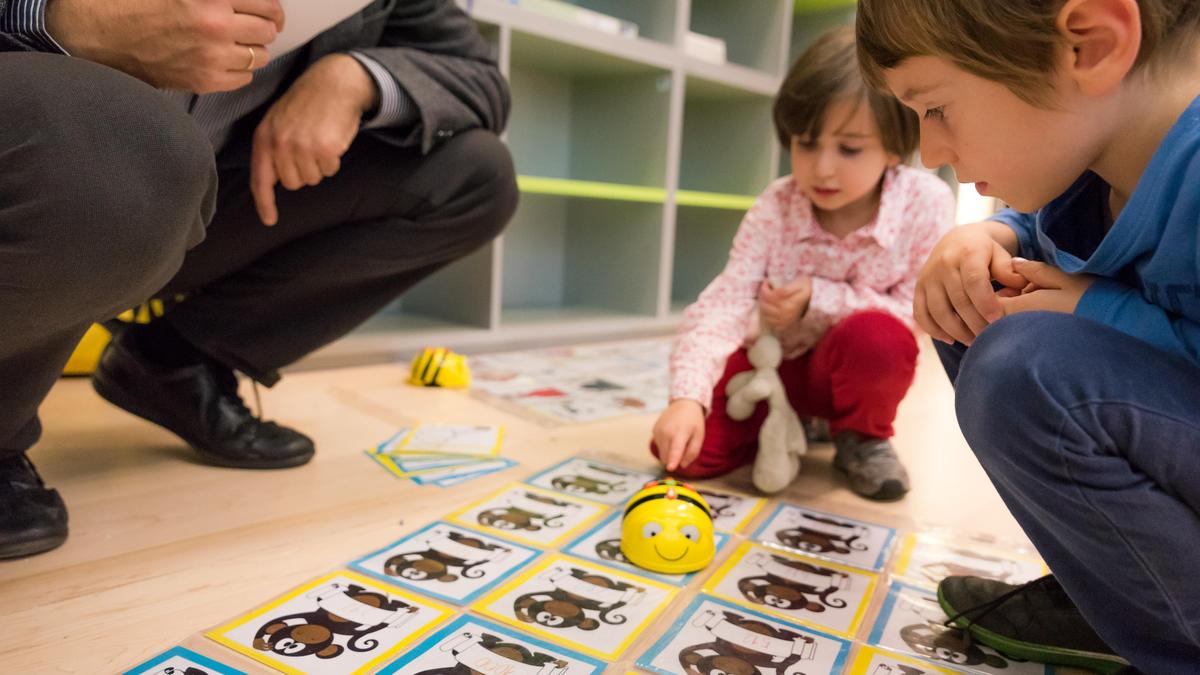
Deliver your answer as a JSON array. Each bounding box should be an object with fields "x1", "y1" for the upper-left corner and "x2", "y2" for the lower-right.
[{"x1": 914, "y1": 220, "x2": 1096, "y2": 345}]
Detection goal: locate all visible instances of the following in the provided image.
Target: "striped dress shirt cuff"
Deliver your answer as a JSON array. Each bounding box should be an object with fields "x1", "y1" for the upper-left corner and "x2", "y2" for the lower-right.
[
  {"x1": 1, "y1": 0, "x2": 68, "y2": 53},
  {"x1": 348, "y1": 51, "x2": 417, "y2": 130}
]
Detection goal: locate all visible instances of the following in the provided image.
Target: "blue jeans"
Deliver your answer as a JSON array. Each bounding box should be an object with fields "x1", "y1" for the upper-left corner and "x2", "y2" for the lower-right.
[{"x1": 936, "y1": 312, "x2": 1200, "y2": 673}]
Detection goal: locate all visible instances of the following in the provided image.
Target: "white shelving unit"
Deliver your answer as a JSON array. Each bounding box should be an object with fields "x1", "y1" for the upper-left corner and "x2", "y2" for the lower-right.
[{"x1": 306, "y1": 0, "x2": 820, "y2": 368}]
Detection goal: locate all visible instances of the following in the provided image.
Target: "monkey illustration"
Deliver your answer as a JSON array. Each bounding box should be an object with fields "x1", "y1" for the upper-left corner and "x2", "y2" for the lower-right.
[
  {"x1": 776, "y1": 512, "x2": 869, "y2": 555},
  {"x1": 737, "y1": 554, "x2": 849, "y2": 613},
  {"x1": 679, "y1": 609, "x2": 817, "y2": 675},
  {"x1": 919, "y1": 548, "x2": 1026, "y2": 585},
  {"x1": 514, "y1": 567, "x2": 644, "y2": 631},
  {"x1": 594, "y1": 538, "x2": 628, "y2": 563},
  {"x1": 899, "y1": 621, "x2": 1010, "y2": 668},
  {"x1": 696, "y1": 490, "x2": 739, "y2": 520},
  {"x1": 478, "y1": 492, "x2": 579, "y2": 531},
  {"x1": 416, "y1": 631, "x2": 569, "y2": 675},
  {"x1": 252, "y1": 583, "x2": 417, "y2": 660},
  {"x1": 384, "y1": 529, "x2": 510, "y2": 582},
  {"x1": 156, "y1": 668, "x2": 209, "y2": 675},
  {"x1": 550, "y1": 463, "x2": 631, "y2": 496}
]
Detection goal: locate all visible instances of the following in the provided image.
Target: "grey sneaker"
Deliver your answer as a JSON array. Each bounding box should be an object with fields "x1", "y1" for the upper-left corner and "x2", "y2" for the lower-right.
[{"x1": 833, "y1": 431, "x2": 909, "y2": 501}]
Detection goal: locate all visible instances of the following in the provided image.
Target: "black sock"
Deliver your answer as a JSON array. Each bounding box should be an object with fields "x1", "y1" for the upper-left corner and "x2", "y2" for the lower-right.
[{"x1": 131, "y1": 320, "x2": 204, "y2": 368}]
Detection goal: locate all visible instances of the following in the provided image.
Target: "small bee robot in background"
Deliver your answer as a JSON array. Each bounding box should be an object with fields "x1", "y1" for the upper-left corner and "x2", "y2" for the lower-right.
[
  {"x1": 408, "y1": 347, "x2": 471, "y2": 388},
  {"x1": 621, "y1": 478, "x2": 715, "y2": 574}
]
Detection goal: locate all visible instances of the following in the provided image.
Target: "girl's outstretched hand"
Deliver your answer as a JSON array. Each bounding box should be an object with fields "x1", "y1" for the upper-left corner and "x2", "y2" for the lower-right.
[{"x1": 652, "y1": 399, "x2": 706, "y2": 472}]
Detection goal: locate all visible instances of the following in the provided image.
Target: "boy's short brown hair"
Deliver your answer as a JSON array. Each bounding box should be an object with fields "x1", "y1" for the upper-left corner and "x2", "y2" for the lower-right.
[
  {"x1": 856, "y1": 0, "x2": 1200, "y2": 105},
  {"x1": 773, "y1": 25, "x2": 919, "y2": 159}
]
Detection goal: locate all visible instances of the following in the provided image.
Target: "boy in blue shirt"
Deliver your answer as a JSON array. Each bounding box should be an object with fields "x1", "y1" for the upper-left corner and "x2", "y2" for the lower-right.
[{"x1": 857, "y1": 0, "x2": 1200, "y2": 672}]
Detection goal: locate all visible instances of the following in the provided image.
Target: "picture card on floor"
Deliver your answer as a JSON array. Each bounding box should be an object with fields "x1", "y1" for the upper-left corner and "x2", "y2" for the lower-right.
[
  {"x1": 891, "y1": 532, "x2": 1048, "y2": 591},
  {"x1": 524, "y1": 456, "x2": 660, "y2": 505},
  {"x1": 636, "y1": 594, "x2": 852, "y2": 675},
  {"x1": 391, "y1": 424, "x2": 505, "y2": 457},
  {"x1": 845, "y1": 645, "x2": 961, "y2": 675},
  {"x1": 867, "y1": 582, "x2": 1053, "y2": 674},
  {"x1": 752, "y1": 503, "x2": 897, "y2": 571},
  {"x1": 563, "y1": 510, "x2": 730, "y2": 586},
  {"x1": 376, "y1": 614, "x2": 605, "y2": 675},
  {"x1": 349, "y1": 521, "x2": 540, "y2": 605},
  {"x1": 205, "y1": 570, "x2": 453, "y2": 675},
  {"x1": 475, "y1": 554, "x2": 678, "y2": 660},
  {"x1": 428, "y1": 460, "x2": 518, "y2": 487},
  {"x1": 703, "y1": 541, "x2": 878, "y2": 638},
  {"x1": 121, "y1": 646, "x2": 246, "y2": 675},
  {"x1": 692, "y1": 486, "x2": 767, "y2": 533},
  {"x1": 447, "y1": 483, "x2": 608, "y2": 548},
  {"x1": 410, "y1": 459, "x2": 517, "y2": 486}
]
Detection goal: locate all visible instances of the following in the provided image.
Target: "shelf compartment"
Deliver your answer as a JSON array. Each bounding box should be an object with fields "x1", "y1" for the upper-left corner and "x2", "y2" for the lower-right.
[
  {"x1": 679, "y1": 86, "x2": 777, "y2": 196},
  {"x1": 688, "y1": 0, "x2": 790, "y2": 75},
  {"x1": 675, "y1": 190, "x2": 756, "y2": 210},
  {"x1": 671, "y1": 205, "x2": 743, "y2": 307},
  {"x1": 789, "y1": 4, "x2": 855, "y2": 60},
  {"x1": 506, "y1": 32, "x2": 672, "y2": 187},
  {"x1": 501, "y1": 193, "x2": 663, "y2": 321}
]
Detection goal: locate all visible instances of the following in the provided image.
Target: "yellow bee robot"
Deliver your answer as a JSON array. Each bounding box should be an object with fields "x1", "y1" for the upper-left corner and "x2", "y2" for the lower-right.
[
  {"x1": 620, "y1": 478, "x2": 715, "y2": 574},
  {"x1": 408, "y1": 347, "x2": 471, "y2": 388}
]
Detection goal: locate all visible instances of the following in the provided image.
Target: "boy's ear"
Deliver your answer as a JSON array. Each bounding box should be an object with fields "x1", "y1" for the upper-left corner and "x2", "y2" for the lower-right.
[{"x1": 1056, "y1": 0, "x2": 1142, "y2": 96}]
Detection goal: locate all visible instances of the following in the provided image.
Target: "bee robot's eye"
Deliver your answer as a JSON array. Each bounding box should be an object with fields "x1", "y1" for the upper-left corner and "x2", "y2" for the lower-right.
[
  {"x1": 680, "y1": 524, "x2": 700, "y2": 541},
  {"x1": 642, "y1": 522, "x2": 662, "y2": 538}
]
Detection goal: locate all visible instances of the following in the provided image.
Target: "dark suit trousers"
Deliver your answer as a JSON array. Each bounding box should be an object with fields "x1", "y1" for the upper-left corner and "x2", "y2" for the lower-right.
[{"x1": 0, "y1": 52, "x2": 518, "y2": 456}]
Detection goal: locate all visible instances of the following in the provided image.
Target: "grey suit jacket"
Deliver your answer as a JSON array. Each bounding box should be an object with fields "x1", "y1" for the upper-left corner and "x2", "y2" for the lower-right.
[{"x1": 0, "y1": 0, "x2": 508, "y2": 155}]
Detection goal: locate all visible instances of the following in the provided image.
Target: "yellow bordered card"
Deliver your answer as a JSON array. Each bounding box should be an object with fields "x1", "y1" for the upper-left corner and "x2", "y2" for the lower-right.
[
  {"x1": 702, "y1": 541, "x2": 878, "y2": 638},
  {"x1": 205, "y1": 570, "x2": 453, "y2": 675},
  {"x1": 447, "y1": 483, "x2": 608, "y2": 548},
  {"x1": 692, "y1": 485, "x2": 767, "y2": 533},
  {"x1": 474, "y1": 554, "x2": 678, "y2": 660},
  {"x1": 846, "y1": 645, "x2": 960, "y2": 674},
  {"x1": 391, "y1": 424, "x2": 504, "y2": 458}
]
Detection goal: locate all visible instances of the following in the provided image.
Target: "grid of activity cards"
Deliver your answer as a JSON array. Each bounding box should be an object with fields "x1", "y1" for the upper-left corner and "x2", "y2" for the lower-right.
[{"x1": 122, "y1": 451, "x2": 1054, "y2": 675}]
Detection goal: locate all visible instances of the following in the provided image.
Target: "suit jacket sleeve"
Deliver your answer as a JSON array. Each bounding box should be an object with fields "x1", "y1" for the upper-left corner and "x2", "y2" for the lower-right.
[{"x1": 354, "y1": 0, "x2": 509, "y2": 153}]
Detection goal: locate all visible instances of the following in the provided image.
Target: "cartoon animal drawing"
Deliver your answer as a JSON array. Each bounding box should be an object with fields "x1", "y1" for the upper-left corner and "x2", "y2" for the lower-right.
[
  {"x1": 776, "y1": 512, "x2": 869, "y2": 555},
  {"x1": 252, "y1": 582, "x2": 417, "y2": 659},
  {"x1": 678, "y1": 609, "x2": 817, "y2": 675},
  {"x1": 737, "y1": 553, "x2": 849, "y2": 613},
  {"x1": 899, "y1": 621, "x2": 1010, "y2": 668},
  {"x1": 416, "y1": 630, "x2": 569, "y2": 675},
  {"x1": 594, "y1": 537, "x2": 628, "y2": 563},
  {"x1": 550, "y1": 463, "x2": 632, "y2": 496},
  {"x1": 514, "y1": 567, "x2": 644, "y2": 630},
  {"x1": 385, "y1": 529, "x2": 511, "y2": 582},
  {"x1": 478, "y1": 492, "x2": 580, "y2": 531}
]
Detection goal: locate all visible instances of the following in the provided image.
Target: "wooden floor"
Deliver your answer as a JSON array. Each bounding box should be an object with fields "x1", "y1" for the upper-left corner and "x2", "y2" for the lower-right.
[{"x1": 0, "y1": 338, "x2": 1040, "y2": 674}]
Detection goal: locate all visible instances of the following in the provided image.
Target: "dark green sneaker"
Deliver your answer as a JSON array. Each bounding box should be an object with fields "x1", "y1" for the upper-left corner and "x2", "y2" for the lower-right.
[{"x1": 938, "y1": 574, "x2": 1131, "y2": 674}]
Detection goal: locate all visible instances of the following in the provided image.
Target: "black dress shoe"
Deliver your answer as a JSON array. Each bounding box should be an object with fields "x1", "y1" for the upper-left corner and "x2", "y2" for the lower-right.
[
  {"x1": 0, "y1": 454, "x2": 68, "y2": 559},
  {"x1": 91, "y1": 326, "x2": 315, "y2": 469}
]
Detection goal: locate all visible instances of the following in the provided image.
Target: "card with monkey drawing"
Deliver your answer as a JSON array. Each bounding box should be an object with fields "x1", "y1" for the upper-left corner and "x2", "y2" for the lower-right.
[
  {"x1": 844, "y1": 645, "x2": 961, "y2": 675},
  {"x1": 752, "y1": 503, "x2": 897, "y2": 572},
  {"x1": 349, "y1": 521, "x2": 541, "y2": 605},
  {"x1": 636, "y1": 594, "x2": 852, "y2": 675},
  {"x1": 524, "y1": 456, "x2": 660, "y2": 505},
  {"x1": 474, "y1": 554, "x2": 678, "y2": 660},
  {"x1": 703, "y1": 541, "x2": 879, "y2": 638},
  {"x1": 866, "y1": 582, "x2": 1054, "y2": 675},
  {"x1": 890, "y1": 532, "x2": 1048, "y2": 592},
  {"x1": 121, "y1": 646, "x2": 246, "y2": 675},
  {"x1": 447, "y1": 484, "x2": 608, "y2": 548},
  {"x1": 205, "y1": 570, "x2": 453, "y2": 675},
  {"x1": 691, "y1": 486, "x2": 767, "y2": 533},
  {"x1": 376, "y1": 614, "x2": 605, "y2": 675}
]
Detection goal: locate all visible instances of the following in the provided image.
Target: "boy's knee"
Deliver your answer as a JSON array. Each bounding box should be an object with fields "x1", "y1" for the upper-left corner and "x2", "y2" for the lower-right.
[{"x1": 954, "y1": 313, "x2": 1079, "y2": 456}]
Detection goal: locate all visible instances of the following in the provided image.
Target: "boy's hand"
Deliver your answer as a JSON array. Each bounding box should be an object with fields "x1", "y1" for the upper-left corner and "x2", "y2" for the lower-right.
[
  {"x1": 915, "y1": 222, "x2": 1026, "y2": 345},
  {"x1": 998, "y1": 259, "x2": 1094, "y2": 315},
  {"x1": 759, "y1": 276, "x2": 813, "y2": 333},
  {"x1": 653, "y1": 399, "x2": 706, "y2": 472}
]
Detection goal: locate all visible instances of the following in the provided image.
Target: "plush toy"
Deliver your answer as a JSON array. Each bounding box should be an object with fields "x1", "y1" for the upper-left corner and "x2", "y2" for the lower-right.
[{"x1": 725, "y1": 314, "x2": 806, "y2": 494}]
